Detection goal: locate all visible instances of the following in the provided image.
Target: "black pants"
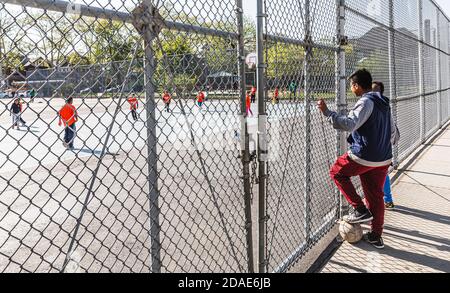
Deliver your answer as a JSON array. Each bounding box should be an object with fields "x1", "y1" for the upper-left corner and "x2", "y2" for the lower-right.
[
  {"x1": 64, "y1": 124, "x2": 76, "y2": 148},
  {"x1": 251, "y1": 94, "x2": 256, "y2": 103},
  {"x1": 131, "y1": 109, "x2": 138, "y2": 121}
]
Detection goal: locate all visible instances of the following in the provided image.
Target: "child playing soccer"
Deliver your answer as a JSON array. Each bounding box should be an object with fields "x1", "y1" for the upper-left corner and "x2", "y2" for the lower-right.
[
  {"x1": 273, "y1": 87, "x2": 280, "y2": 105},
  {"x1": 58, "y1": 97, "x2": 78, "y2": 150},
  {"x1": 10, "y1": 99, "x2": 22, "y2": 130},
  {"x1": 246, "y1": 91, "x2": 253, "y2": 117},
  {"x1": 127, "y1": 93, "x2": 139, "y2": 121},
  {"x1": 197, "y1": 90, "x2": 205, "y2": 109},
  {"x1": 163, "y1": 91, "x2": 171, "y2": 113},
  {"x1": 250, "y1": 86, "x2": 257, "y2": 103}
]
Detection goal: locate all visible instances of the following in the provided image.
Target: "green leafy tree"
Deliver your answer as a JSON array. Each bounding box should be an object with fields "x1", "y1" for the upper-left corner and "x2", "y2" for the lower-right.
[
  {"x1": 174, "y1": 73, "x2": 198, "y2": 94},
  {"x1": 91, "y1": 19, "x2": 139, "y2": 63},
  {"x1": 1, "y1": 11, "x2": 28, "y2": 85},
  {"x1": 67, "y1": 52, "x2": 91, "y2": 66},
  {"x1": 3, "y1": 51, "x2": 26, "y2": 72},
  {"x1": 23, "y1": 12, "x2": 74, "y2": 67},
  {"x1": 155, "y1": 33, "x2": 199, "y2": 94},
  {"x1": 266, "y1": 42, "x2": 305, "y2": 80}
]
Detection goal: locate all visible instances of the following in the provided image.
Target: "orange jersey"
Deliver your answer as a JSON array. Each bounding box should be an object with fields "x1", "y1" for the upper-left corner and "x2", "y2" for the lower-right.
[
  {"x1": 163, "y1": 93, "x2": 171, "y2": 104},
  {"x1": 274, "y1": 88, "x2": 279, "y2": 97},
  {"x1": 197, "y1": 92, "x2": 205, "y2": 103},
  {"x1": 59, "y1": 104, "x2": 78, "y2": 126},
  {"x1": 128, "y1": 97, "x2": 138, "y2": 110},
  {"x1": 246, "y1": 94, "x2": 251, "y2": 108},
  {"x1": 251, "y1": 87, "x2": 257, "y2": 95}
]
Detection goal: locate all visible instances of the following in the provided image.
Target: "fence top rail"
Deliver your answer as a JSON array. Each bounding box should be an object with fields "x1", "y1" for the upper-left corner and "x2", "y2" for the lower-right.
[
  {"x1": 1, "y1": 0, "x2": 239, "y2": 39},
  {"x1": 264, "y1": 33, "x2": 339, "y2": 52}
]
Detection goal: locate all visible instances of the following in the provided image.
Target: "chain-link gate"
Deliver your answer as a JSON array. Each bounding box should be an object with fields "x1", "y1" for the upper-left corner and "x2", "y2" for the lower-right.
[
  {"x1": 259, "y1": 0, "x2": 341, "y2": 273},
  {"x1": 1, "y1": 0, "x2": 450, "y2": 273},
  {"x1": 0, "y1": 0, "x2": 253, "y2": 273}
]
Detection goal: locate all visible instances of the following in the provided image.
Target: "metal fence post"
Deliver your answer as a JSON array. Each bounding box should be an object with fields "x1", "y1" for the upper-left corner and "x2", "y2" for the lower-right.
[
  {"x1": 418, "y1": 0, "x2": 425, "y2": 143},
  {"x1": 236, "y1": 0, "x2": 254, "y2": 274},
  {"x1": 133, "y1": 3, "x2": 162, "y2": 273},
  {"x1": 388, "y1": 0, "x2": 398, "y2": 168},
  {"x1": 436, "y1": 9, "x2": 442, "y2": 129},
  {"x1": 303, "y1": 0, "x2": 312, "y2": 244},
  {"x1": 143, "y1": 37, "x2": 162, "y2": 274},
  {"x1": 336, "y1": 0, "x2": 347, "y2": 218},
  {"x1": 256, "y1": 0, "x2": 268, "y2": 273}
]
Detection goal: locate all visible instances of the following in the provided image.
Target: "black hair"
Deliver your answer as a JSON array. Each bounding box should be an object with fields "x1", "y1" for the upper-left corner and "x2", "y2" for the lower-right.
[
  {"x1": 67, "y1": 97, "x2": 74, "y2": 104},
  {"x1": 349, "y1": 69, "x2": 373, "y2": 90},
  {"x1": 372, "y1": 81, "x2": 385, "y2": 95}
]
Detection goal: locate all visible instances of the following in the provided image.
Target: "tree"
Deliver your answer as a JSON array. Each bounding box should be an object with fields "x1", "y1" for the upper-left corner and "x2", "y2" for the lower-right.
[
  {"x1": 174, "y1": 73, "x2": 197, "y2": 94},
  {"x1": 1, "y1": 10, "x2": 27, "y2": 86},
  {"x1": 243, "y1": 16, "x2": 257, "y2": 55},
  {"x1": 155, "y1": 34, "x2": 197, "y2": 93},
  {"x1": 67, "y1": 52, "x2": 91, "y2": 66},
  {"x1": 266, "y1": 42, "x2": 305, "y2": 80},
  {"x1": 88, "y1": 19, "x2": 141, "y2": 89},
  {"x1": 91, "y1": 19, "x2": 139, "y2": 64},
  {"x1": 23, "y1": 12, "x2": 74, "y2": 67}
]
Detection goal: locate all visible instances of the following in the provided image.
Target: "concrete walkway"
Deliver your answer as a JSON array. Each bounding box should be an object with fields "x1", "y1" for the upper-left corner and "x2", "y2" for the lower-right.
[{"x1": 320, "y1": 124, "x2": 450, "y2": 273}]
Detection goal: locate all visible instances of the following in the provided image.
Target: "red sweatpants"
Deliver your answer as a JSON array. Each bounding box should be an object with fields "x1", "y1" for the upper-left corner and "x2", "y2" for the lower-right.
[{"x1": 330, "y1": 153, "x2": 389, "y2": 237}]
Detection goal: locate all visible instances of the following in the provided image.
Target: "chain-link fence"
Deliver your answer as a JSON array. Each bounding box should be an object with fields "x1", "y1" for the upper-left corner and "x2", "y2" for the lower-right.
[
  {"x1": 0, "y1": 0, "x2": 253, "y2": 273},
  {"x1": 343, "y1": 0, "x2": 450, "y2": 165},
  {"x1": 0, "y1": 0, "x2": 449, "y2": 273},
  {"x1": 260, "y1": 0, "x2": 340, "y2": 273},
  {"x1": 258, "y1": 0, "x2": 450, "y2": 273}
]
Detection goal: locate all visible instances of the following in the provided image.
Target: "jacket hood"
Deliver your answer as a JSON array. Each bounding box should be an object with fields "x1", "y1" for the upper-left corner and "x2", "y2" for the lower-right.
[{"x1": 364, "y1": 91, "x2": 390, "y2": 111}]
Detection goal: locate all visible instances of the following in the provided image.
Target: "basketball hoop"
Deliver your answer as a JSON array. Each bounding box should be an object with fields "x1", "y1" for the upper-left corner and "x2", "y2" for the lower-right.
[{"x1": 246, "y1": 53, "x2": 257, "y2": 69}]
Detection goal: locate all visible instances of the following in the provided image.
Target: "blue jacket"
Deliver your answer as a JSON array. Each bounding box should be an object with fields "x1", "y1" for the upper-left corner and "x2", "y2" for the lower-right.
[
  {"x1": 347, "y1": 93, "x2": 393, "y2": 163},
  {"x1": 325, "y1": 92, "x2": 399, "y2": 167}
]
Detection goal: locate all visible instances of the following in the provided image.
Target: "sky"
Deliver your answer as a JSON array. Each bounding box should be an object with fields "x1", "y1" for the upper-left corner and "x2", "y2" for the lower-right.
[{"x1": 242, "y1": 0, "x2": 257, "y2": 22}]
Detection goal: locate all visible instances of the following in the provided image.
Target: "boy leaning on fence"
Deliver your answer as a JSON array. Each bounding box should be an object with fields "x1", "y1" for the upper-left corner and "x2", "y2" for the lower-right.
[
  {"x1": 372, "y1": 81, "x2": 400, "y2": 210},
  {"x1": 58, "y1": 97, "x2": 78, "y2": 150},
  {"x1": 317, "y1": 69, "x2": 400, "y2": 249}
]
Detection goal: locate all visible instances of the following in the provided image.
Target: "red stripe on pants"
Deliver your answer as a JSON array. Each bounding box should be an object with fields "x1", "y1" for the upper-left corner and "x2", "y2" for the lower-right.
[{"x1": 330, "y1": 153, "x2": 389, "y2": 237}]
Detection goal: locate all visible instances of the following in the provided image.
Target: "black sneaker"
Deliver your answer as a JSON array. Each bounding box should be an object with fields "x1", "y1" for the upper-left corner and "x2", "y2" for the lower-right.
[
  {"x1": 364, "y1": 232, "x2": 385, "y2": 249},
  {"x1": 343, "y1": 208, "x2": 373, "y2": 224}
]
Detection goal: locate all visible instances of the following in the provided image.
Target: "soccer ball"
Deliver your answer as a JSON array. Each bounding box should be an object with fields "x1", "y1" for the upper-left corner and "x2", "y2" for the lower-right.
[{"x1": 339, "y1": 221, "x2": 363, "y2": 244}]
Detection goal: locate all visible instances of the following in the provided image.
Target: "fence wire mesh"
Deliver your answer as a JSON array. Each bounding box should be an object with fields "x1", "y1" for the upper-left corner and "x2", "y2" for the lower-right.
[
  {"x1": 345, "y1": 0, "x2": 450, "y2": 165},
  {"x1": 0, "y1": 0, "x2": 450, "y2": 273},
  {"x1": 0, "y1": 0, "x2": 252, "y2": 273},
  {"x1": 262, "y1": 0, "x2": 339, "y2": 273}
]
